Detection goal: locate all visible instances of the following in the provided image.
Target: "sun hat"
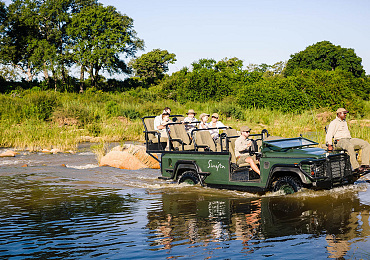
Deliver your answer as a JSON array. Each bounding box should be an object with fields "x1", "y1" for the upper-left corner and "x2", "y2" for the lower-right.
[
  {"x1": 199, "y1": 113, "x2": 210, "y2": 120},
  {"x1": 336, "y1": 108, "x2": 348, "y2": 113},
  {"x1": 186, "y1": 109, "x2": 196, "y2": 115},
  {"x1": 240, "y1": 126, "x2": 251, "y2": 132},
  {"x1": 211, "y1": 113, "x2": 219, "y2": 118}
]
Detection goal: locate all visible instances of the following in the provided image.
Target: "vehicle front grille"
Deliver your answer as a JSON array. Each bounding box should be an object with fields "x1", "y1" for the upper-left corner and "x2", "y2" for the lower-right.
[{"x1": 300, "y1": 153, "x2": 351, "y2": 180}]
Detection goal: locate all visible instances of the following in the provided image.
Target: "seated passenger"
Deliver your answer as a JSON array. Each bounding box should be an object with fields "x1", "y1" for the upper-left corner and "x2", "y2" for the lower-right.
[
  {"x1": 154, "y1": 112, "x2": 171, "y2": 138},
  {"x1": 154, "y1": 107, "x2": 171, "y2": 131},
  {"x1": 198, "y1": 113, "x2": 210, "y2": 129},
  {"x1": 183, "y1": 109, "x2": 198, "y2": 134},
  {"x1": 235, "y1": 126, "x2": 260, "y2": 175},
  {"x1": 208, "y1": 113, "x2": 227, "y2": 140}
]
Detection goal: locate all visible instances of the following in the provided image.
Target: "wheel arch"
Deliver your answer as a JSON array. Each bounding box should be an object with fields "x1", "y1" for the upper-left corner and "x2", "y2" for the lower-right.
[
  {"x1": 173, "y1": 160, "x2": 199, "y2": 180},
  {"x1": 267, "y1": 165, "x2": 308, "y2": 189}
]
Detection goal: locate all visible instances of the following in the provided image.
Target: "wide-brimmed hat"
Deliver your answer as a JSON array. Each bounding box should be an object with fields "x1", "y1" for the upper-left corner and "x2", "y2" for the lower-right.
[
  {"x1": 186, "y1": 109, "x2": 196, "y2": 115},
  {"x1": 211, "y1": 113, "x2": 219, "y2": 118},
  {"x1": 199, "y1": 113, "x2": 210, "y2": 120},
  {"x1": 240, "y1": 126, "x2": 251, "y2": 132},
  {"x1": 336, "y1": 108, "x2": 349, "y2": 113}
]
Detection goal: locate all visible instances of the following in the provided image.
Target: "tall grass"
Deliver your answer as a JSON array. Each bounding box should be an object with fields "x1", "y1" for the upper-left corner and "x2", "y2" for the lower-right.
[{"x1": 0, "y1": 90, "x2": 369, "y2": 151}]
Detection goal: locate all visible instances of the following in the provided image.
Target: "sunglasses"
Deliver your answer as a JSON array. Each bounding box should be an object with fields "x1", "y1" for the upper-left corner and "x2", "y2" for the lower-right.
[{"x1": 212, "y1": 116, "x2": 218, "y2": 119}]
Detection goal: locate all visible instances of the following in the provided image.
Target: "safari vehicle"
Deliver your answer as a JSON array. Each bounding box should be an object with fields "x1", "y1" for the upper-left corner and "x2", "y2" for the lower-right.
[{"x1": 142, "y1": 115, "x2": 366, "y2": 194}]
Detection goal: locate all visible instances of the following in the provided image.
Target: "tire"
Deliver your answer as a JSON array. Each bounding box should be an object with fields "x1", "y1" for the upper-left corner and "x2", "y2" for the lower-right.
[
  {"x1": 273, "y1": 176, "x2": 302, "y2": 194},
  {"x1": 178, "y1": 171, "x2": 200, "y2": 185}
]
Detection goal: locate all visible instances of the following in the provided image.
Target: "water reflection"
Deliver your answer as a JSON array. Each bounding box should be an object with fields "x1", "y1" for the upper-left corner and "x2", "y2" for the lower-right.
[
  {"x1": 147, "y1": 191, "x2": 370, "y2": 258},
  {"x1": 1, "y1": 171, "x2": 370, "y2": 259}
]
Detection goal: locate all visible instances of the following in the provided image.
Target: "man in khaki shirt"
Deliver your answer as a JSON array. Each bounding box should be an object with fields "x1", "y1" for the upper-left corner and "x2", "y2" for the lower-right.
[
  {"x1": 326, "y1": 108, "x2": 370, "y2": 172},
  {"x1": 235, "y1": 126, "x2": 260, "y2": 175}
]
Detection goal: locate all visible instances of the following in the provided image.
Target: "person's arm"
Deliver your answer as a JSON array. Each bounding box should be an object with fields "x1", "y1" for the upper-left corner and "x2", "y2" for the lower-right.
[{"x1": 325, "y1": 121, "x2": 336, "y2": 151}]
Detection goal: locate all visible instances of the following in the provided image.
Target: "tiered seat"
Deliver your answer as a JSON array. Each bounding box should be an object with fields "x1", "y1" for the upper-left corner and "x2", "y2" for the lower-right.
[
  {"x1": 194, "y1": 130, "x2": 221, "y2": 152},
  {"x1": 168, "y1": 124, "x2": 194, "y2": 151},
  {"x1": 143, "y1": 117, "x2": 167, "y2": 150}
]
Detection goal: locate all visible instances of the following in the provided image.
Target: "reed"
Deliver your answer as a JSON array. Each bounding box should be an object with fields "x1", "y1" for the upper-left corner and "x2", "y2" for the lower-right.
[{"x1": 0, "y1": 91, "x2": 369, "y2": 151}]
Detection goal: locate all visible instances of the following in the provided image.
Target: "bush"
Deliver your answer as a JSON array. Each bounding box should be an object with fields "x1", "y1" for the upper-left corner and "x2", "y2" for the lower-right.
[{"x1": 237, "y1": 70, "x2": 365, "y2": 114}]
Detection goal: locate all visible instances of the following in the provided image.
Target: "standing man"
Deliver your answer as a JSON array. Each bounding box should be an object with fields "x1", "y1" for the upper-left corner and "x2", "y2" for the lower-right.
[
  {"x1": 326, "y1": 108, "x2": 370, "y2": 173},
  {"x1": 235, "y1": 126, "x2": 260, "y2": 175}
]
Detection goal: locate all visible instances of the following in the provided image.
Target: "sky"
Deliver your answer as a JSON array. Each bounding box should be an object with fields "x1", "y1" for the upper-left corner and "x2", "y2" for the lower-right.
[
  {"x1": 98, "y1": 0, "x2": 370, "y2": 76},
  {"x1": 2, "y1": 0, "x2": 369, "y2": 78}
]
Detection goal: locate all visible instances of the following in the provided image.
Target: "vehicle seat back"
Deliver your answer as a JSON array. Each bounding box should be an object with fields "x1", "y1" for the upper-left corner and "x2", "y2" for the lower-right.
[
  {"x1": 225, "y1": 129, "x2": 239, "y2": 163},
  {"x1": 169, "y1": 124, "x2": 194, "y2": 150},
  {"x1": 195, "y1": 130, "x2": 220, "y2": 152},
  {"x1": 144, "y1": 117, "x2": 156, "y2": 141}
]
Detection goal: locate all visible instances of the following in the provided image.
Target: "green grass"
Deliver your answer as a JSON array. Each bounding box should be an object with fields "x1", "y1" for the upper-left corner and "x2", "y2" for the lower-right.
[{"x1": 0, "y1": 90, "x2": 369, "y2": 151}]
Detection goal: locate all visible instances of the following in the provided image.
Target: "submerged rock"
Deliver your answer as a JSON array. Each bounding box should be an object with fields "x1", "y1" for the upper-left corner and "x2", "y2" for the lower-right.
[
  {"x1": 99, "y1": 144, "x2": 160, "y2": 170},
  {"x1": 0, "y1": 150, "x2": 18, "y2": 157}
]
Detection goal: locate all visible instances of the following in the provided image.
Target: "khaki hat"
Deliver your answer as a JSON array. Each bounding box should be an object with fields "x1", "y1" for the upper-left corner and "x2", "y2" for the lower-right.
[
  {"x1": 199, "y1": 113, "x2": 210, "y2": 120},
  {"x1": 240, "y1": 126, "x2": 251, "y2": 132},
  {"x1": 186, "y1": 109, "x2": 196, "y2": 115},
  {"x1": 336, "y1": 108, "x2": 349, "y2": 113},
  {"x1": 211, "y1": 113, "x2": 219, "y2": 118}
]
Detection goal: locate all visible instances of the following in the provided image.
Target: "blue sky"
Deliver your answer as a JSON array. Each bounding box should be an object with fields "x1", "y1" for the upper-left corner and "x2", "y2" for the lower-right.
[{"x1": 99, "y1": 0, "x2": 370, "y2": 75}]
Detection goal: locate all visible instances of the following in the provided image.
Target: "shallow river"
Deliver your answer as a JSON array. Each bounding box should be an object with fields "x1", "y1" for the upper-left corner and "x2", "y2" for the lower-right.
[{"x1": 1, "y1": 145, "x2": 370, "y2": 259}]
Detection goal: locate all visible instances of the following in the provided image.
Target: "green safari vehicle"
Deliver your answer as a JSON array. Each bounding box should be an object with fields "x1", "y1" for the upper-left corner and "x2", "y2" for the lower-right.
[{"x1": 142, "y1": 115, "x2": 366, "y2": 194}]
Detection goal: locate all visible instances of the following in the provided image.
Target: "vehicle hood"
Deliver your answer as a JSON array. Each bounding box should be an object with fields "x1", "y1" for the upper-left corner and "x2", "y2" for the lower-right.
[{"x1": 263, "y1": 147, "x2": 326, "y2": 159}]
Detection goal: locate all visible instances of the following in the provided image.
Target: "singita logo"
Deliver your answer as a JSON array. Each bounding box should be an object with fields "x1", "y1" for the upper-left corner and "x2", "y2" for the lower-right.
[{"x1": 208, "y1": 160, "x2": 225, "y2": 171}]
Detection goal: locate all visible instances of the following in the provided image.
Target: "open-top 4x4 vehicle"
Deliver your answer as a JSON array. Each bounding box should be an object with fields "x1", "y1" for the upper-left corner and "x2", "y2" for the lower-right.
[{"x1": 142, "y1": 115, "x2": 368, "y2": 195}]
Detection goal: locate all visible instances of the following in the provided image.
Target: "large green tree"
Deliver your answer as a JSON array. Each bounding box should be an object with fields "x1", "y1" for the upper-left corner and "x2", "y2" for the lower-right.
[
  {"x1": 129, "y1": 48, "x2": 176, "y2": 86},
  {"x1": 285, "y1": 41, "x2": 365, "y2": 78},
  {"x1": 67, "y1": 4, "x2": 144, "y2": 89},
  {"x1": 0, "y1": 0, "x2": 43, "y2": 82}
]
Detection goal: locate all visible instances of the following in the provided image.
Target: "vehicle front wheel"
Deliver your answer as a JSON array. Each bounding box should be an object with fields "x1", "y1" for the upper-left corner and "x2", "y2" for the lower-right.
[
  {"x1": 178, "y1": 171, "x2": 200, "y2": 185},
  {"x1": 273, "y1": 176, "x2": 302, "y2": 194}
]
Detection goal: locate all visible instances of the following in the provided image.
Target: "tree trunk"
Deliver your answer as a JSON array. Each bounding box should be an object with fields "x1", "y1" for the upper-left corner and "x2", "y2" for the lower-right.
[
  {"x1": 26, "y1": 68, "x2": 33, "y2": 82},
  {"x1": 43, "y1": 63, "x2": 50, "y2": 88},
  {"x1": 80, "y1": 65, "x2": 85, "y2": 93}
]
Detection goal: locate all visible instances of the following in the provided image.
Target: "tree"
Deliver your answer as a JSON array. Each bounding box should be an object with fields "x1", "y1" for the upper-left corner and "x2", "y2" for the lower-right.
[
  {"x1": 0, "y1": 0, "x2": 43, "y2": 82},
  {"x1": 285, "y1": 41, "x2": 365, "y2": 78},
  {"x1": 67, "y1": 4, "x2": 144, "y2": 89},
  {"x1": 129, "y1": 48, "x2": 176, "y2": 86}
]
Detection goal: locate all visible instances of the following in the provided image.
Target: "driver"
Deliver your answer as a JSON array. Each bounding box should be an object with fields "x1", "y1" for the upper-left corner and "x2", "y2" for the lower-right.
[{"x1": 235, "y1": 126, "x2": 260, "y2": 175}]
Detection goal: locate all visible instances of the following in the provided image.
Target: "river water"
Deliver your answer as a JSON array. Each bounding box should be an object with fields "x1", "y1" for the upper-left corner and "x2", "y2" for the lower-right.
[{"x1": 1, "y1": 145, "x2": 370, "y2": 259}]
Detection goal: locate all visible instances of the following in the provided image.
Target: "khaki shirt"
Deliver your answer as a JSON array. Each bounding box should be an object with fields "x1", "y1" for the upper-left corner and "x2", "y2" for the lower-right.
[
  {"x1": 325, "y1": 117, "x2": 351, "y2": 145},
  {"x1": 235, "y1": 136, "x2": 252, "y2": 158}
]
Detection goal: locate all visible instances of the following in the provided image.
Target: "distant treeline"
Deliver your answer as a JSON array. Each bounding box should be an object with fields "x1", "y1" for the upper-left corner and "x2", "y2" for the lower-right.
[{"x1": 0, "y1": 0, "x2": 368, "y2": 114}]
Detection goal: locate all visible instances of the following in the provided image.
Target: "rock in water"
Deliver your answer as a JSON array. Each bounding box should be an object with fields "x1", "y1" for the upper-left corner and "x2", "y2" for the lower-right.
[
  {"x1": 99, "y1": 150, "x2": 147, "y2": 170},
  {"x1": 99, "y1": 144, "x2": 160, "y2": 170},
  {"x1": 0, "y1": 150, "x2": 17, "y2": 157}
]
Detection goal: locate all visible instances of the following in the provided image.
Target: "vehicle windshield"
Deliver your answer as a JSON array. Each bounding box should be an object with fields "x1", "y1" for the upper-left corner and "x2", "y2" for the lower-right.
[{"x1": 263, "y1": 137, "x2": 318, "y2": 149}]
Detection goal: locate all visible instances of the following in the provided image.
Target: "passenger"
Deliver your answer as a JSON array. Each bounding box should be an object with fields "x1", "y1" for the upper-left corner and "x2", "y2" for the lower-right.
[
  {"x1": 208, "y1": 113, "x2": 227, "y2": 140},
  {"x1": 154, "y1": 112, "x2": 170, "y2": 138},
  {"x1": 183, "y1": 109, "x2": 198, "y2": 134},
  {"x1": 154, "y1": 107, "x2": 171, "y2": 131},
  {"x1": 326, "y1": 107, "x2": 370, "y2": 173},
  {"x1": 198, "y1": 113, "x2": 210, "y2": 129},
  {"x1": 235, "y1": 126, "x2": 260, "y2": 175}
]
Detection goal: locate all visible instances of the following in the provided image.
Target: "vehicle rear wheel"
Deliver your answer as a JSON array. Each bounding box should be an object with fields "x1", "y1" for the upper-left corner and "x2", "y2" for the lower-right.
[
  {"x1": 273, "y1": 176, "x2": 302, "y2": 194},
  {"x1": 178, "y1": 171, "x2": 200, "y2": 185}
]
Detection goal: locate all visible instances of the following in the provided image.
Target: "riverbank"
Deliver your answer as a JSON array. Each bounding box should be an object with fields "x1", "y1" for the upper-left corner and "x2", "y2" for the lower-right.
[{"x1": 1, "y1": 90, "x2": 370, "y2": 152}]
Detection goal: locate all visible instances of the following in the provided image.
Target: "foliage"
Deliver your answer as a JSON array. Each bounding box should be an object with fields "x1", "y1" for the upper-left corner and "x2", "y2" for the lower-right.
[
  {"x1": 237, "y1": 69, "x2": 367, "y2": 113},
  {"x1": 129, "y1": 48, "x2": 176, "y2": 86},
  {"x1": 67, "y1": 3, "x2": 144, "y2": 88},
  {"x1": 285, "y1": 41, "x2": 365, "y2": 78},
  {"x1": 159, "y1": 58, "x2": 264, "y2": 103}
]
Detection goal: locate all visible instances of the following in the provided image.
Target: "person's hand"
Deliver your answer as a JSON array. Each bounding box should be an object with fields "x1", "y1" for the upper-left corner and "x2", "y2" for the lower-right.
[{"x1": 327, "y1": 144, "x2": 333, "y2": 151}]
